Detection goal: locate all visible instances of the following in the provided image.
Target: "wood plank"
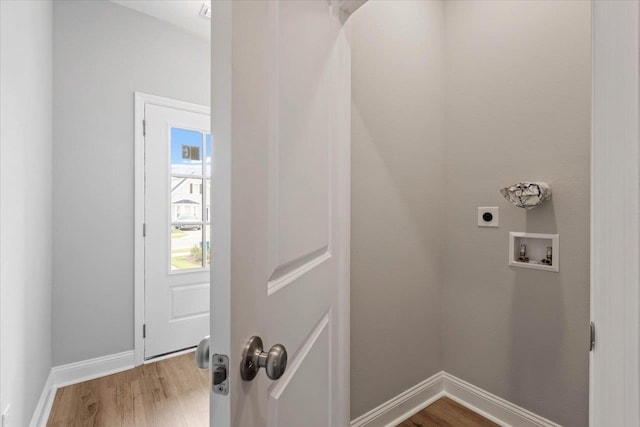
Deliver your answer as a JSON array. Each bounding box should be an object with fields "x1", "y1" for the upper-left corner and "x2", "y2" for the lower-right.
[
  {"x1": 47, "y1": 352, "x2": 209, "y2": 427},
  {"x1": 397, "y1": 397, "x2": 499, "y2": 427}
]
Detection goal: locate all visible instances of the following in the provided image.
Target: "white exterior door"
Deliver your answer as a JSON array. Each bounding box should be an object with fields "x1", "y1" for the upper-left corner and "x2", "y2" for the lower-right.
[
  {"x1": 210, "y1": 1, "x2": 352, "y2": 426},
  {"x1": 144, "y1": 103, "x2": 211, "y2": 359}
]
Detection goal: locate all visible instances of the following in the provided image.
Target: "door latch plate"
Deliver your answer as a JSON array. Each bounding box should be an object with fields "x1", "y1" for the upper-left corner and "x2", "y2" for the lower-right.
[{"x1": 212, "y1": 354, "x2": 229, "y2": 395}]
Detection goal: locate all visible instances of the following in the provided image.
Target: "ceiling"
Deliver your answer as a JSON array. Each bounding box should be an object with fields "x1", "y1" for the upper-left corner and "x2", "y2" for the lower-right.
[{"x1": 110, "y1": 0, "x2": 211, "y2": 41}]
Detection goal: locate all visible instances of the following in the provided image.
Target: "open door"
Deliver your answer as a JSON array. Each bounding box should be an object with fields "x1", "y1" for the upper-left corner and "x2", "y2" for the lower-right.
[
  {"x1": 210, "y1": 1, "x2": 353, "y2": 426},
  {"x1": 143, "y1": 101, "x2": 211, "y2": 361}
]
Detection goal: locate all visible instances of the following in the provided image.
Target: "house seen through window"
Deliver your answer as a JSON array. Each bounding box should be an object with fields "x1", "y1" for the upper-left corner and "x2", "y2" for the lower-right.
[{"x1": 170, "y1": 128, "x2": 212, "y2": 271}]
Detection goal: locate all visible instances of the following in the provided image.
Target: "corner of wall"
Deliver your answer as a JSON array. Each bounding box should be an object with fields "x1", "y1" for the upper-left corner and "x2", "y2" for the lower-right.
[{"x1": 1, "y1": 0, "x2": 54, "y2": 425}]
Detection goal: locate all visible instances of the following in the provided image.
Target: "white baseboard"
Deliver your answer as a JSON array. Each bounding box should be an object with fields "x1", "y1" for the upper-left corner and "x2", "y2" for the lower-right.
[
  {"x1": 350, "y1": 372, "x2": 445, "y2": 427},
  {"x1": 350, "y1": 371, "x2": 562, "y2": 427},
  {"x1": 52, "y1": 350, "x2": 135, "y2": 388},
  {"x1": 442, "y1": 373, "x2": 561, "y2": 427},
  {"x1": 28, "y1": 370, "x2": 56, "y2": 427},
  {"x1": 29, "y1": 350, "x2": 135, "y2": 427}
]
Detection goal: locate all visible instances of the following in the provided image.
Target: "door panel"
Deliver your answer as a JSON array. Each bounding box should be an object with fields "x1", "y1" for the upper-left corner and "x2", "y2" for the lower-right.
[
  {"x1": 170, "y1": 282, "x2": 209, "y2": 319},
  {"x1": 273, "y1": 0, "x2": 331, "y2": 271},
  {"x1": 211, "y1": 0, "x2": 351, "y2": 426},
  {"x1": 268, "y1": 314, "x2": 331, "y2": 427}
]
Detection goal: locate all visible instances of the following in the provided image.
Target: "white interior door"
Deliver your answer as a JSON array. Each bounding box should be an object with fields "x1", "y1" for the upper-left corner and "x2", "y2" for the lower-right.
[
  {"x1": 211, "y1": 1, "x2": 352, "y2": 426},
  {"x1": 145, "y1": 103, "x2": 211, "y2": 359}
]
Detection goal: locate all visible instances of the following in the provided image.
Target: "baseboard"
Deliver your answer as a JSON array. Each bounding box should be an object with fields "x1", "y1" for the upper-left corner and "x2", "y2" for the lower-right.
[
  {"x1": 28, "y1": 370, "x2": 56, "y2": 427},
  {"x1": 443, "y1": 373, "x2": 561, "y2": 427},
  {"x1": 28, "y1": 350, "x2": 135, "y2": 427},
  {"x1": 350, "y1": 371, "x2": 562, "y2": 427},
  {"x1": 52, "y1": 350, "x2": 135, "y2": 388},
  {"x1": 350, "y1": 372, "x2": 445, "y2": 427}
]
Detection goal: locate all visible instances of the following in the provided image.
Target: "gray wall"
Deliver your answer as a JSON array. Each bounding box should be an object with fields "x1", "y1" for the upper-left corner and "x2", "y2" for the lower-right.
[
  {"x1": 351, "y1": 1, "x2": 590, "y2": 425},
  {"x1": 0, "y1": 1, "x2": 53, "y2": 425},
  {"x1": 351, "y1": 0, "x2": 445, "y2": 419},
  {"x1": 53, "y1": 0, "x2": 210, "y2": 365},
  {"x1": 443, "y1": 2, "x2": 591, "y2": 426}
]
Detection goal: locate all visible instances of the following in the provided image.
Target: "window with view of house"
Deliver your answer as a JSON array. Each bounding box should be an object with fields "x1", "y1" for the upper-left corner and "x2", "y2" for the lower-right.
[{"x1": 170, "y1": 128, "x2": 212, "y2": 270}]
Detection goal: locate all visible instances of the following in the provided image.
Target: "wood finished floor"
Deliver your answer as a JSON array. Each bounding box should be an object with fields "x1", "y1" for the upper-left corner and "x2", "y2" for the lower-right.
[
  {"x1": 48, "y1": 353, "x2": 495, "y2": 427},
  {"x1": 397, "y1": 397, "x2": 499, "y2": 427},
  {"x1": 47, "y1": 352, "x2": 209, "y2": 427}
]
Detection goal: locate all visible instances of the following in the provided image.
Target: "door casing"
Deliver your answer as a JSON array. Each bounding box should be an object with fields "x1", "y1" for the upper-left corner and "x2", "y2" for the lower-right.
[{"x1": 589, "y1": 1, "x2": 640, "y2": 425}]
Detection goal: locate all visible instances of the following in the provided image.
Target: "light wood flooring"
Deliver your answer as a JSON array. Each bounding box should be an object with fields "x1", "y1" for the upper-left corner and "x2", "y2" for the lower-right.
[
  {"x1": 397, "y1": 397, "x2": 499, "y2": 427},
  {"x1": 48, "y1": 353, "x2": 495, "y2": 427},
  {"x1": 47, "y1": 352, "x2": 209, "y2": 427}
]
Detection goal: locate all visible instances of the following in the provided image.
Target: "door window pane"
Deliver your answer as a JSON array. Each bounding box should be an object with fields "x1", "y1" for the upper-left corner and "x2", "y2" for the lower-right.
[
  {"x1": 171, "y1": 177, "x2": 203, "y2": 222},
  {"x1": 171, "y1": 128, "x2": 203, "y2": 176},
  {"x1": 170, "y1": 226, "x2": 204, "y2": 271},
  {"x1": 205, "y1": 133, "x2": 212, "y2": 177},
  {"x1": 169, "y1": 127, "x2": 209, "y2": 272}
]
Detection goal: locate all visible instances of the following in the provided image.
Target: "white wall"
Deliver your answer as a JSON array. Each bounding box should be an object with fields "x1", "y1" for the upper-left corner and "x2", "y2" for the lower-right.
[
  {"x1": 351, "y1": 0, "x2": 445, "y2": 418},
  {"x1": 52, "y1": 0, "x2": 210, "y2": 365},
  {"x1": 0, "y1": 1, "x2": 54, "y2": 425}
]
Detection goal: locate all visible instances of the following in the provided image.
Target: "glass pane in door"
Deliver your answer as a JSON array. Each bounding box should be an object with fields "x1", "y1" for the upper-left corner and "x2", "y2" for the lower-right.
[
  {"x1": 171, "y1": 177, "x2": 203, "y2": 222},
  {"x1": 170, "y1": 226, "x2": 204, "y2": 271},
  {"x1": 171, "y1": 128, "x2": 203, "y2": 175}
]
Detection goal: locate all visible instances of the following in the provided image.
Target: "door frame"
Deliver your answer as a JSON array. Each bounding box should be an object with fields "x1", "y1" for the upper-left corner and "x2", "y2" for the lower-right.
[
  {"x1": 340, "y1": 0, "x2": 640, "y2": 424},
  {"x1": 590, "y1": 1, "x2": 639, "y2": 425},
  {"x1": 133, "y1": 92, "x2": 210, "y2": 366}
]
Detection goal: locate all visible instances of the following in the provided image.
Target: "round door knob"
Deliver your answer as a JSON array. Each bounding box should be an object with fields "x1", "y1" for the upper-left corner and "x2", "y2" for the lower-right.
[
  {"x1": 240, "y1": 336, "x2": 288, "y2": 381},
  {"x1": 195, "y1": 336, "x2": 210, "y2": 370}
]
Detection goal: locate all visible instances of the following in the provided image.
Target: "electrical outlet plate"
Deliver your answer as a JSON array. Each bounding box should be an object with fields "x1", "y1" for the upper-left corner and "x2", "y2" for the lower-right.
[{"x1": 478, "y1": 207, "x2": 499, "y2": 227}]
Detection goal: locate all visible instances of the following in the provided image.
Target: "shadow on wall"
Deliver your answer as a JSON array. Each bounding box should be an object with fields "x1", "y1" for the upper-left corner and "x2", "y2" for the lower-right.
[
  {"x1": 509, "y1": 200, "x2": 565, "y2": 419},
  {"x1": 350, "y1": 100, "x2": 444, "y2": 414}
]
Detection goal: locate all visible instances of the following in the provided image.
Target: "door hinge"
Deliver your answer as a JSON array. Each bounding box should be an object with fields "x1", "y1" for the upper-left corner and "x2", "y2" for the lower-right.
[
  {"x1": 589, "y1": 321, "x2": 595, "y2": 351},
  {"x1": 143, "y1": 324, "x2": 146, "y2": 339},
  {"x1": 142, "y1": 119, "x2": 146, "y2": 136},
  {"x1": 143, "y1": 223, "x2": 146, "y2": 237}
]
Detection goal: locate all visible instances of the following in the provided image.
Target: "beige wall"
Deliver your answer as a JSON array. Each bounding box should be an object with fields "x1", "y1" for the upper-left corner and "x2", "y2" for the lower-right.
[
  {"x1": 443, "y1": 2, "x2": 591, "y2": 426},
  {"x1": 351, "y1": 1, "x2": 590, "y2": 425},
  {"x1": 351, "y1": 0, "x2": 445, "y2": 419}
]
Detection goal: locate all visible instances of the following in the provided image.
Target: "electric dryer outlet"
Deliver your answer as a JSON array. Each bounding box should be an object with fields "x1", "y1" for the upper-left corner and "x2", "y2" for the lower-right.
[{"x1": 478, "y1": 207, "x2": 499, "y2": 227}]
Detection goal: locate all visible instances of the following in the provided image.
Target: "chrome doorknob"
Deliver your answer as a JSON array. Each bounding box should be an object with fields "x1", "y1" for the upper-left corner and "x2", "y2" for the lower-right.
[
  {"x1": 195, "y1": 336, "x2": 210, "y2": 370},
  {"x1": 240, "y1": 336, "x2": 287, "y2": 381}
]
